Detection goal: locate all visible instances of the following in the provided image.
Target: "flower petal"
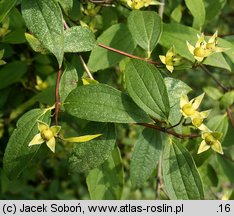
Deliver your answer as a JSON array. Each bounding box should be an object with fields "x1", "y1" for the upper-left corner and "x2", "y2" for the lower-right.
[
  {"x1": 208, "y1": 30, "x2": 218, "y2": 44},
  {"x1": 63, "y1": 134, "x2": 102, "y2": 143},
  {"x1": 166, "y1": 65, "x2": 174, "y2": 73},
  {"x1": 200, "y1": 109, "x2": 211, "y2": 118},
  {"x1": 37, "y1": 120, "x2": 49, "y2": 132},
  {"x1": 197, "y1": 140, "x2": 210, "y2": 154},
  {"x1": 186, "y1": 41, "x2": 195, "y2": 55},
  {"x1": 211, "y1": 140, "x2": 223, "y2": 154},
  {"x1": 197, "y1": 123, "x2": 210, "y2": 131},
  {"x1": 201, "y1": 131, "x2": 210, "y2": 139},
  {"x1": 213, "y1": 47, "x2": 230, "y2": 53},
  {"x1": 180, "y1": 94, "x2": 189, "y2": 108},
  {"x1": 50, "y1": 125, "x2": 61, "y2": 136},
  {"x1": 194, "y1": 56, "x2": 204, "y2": 62},
  {"x1": 159, "y1": 55, "x2": 166, "y2": 64},
  {"x1": 196, "y1": 33, "x2": 206, "y2": 48},
  {"x1": 192, "y1": 93, "x2": 205, "y2": 110},
  {"x1": 46, "y1": 137, "x2": 56, "y2": 153},
  {"x1": 166, "y1": 46, "x2": 175, "y2": 57},
  {"x1": 29, "y1": 133, "x2": 44, "y2": 146}
]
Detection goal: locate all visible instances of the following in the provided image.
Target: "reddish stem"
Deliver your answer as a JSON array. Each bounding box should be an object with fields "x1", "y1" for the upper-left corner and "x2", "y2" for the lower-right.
[
  {"x1": 55, "y1": 68, "x2": 62, "y2": 125},
  {"x1": 98, "y1": 43, "x2": 160, "y2": 65},
  {"x1": 136, "y1": 123, "x2": 199, "y2": 139}
]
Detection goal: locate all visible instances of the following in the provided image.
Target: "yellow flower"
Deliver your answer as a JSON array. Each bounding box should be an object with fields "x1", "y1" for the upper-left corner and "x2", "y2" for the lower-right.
[
  {"x1": 159, "y1": 47, "x2": 182, "y2": 73},
  {"x1": 187, "y1": 31, "x2": 229, "y2": 62},
  {"x1": 35, "y1": 76, "x2": 48, "y2": 91},
  {"x1": 125, "y1": 0, "x2": 162, "y2": 9},
  {"x1": 180, "y1": 93, "x2": 211, "y2": 130},
  {"x1": 198, "y1": 131, "x2": 223, "y2": 154},
  {"x1": 205, "y1": 31, "x2": 230, "y2": 53},
  {"x1": 190, "y1": 110, "x2": 211, "y2": 130},
  {"x1": 180, "y1": 93, "x2": 204, "y2": 117},
  {"x1": 29, "y1": 121, "x2": 61, "y2": 153},
  {"x1": 187, "y1": 33, "x2": 210, "y2": 62}
]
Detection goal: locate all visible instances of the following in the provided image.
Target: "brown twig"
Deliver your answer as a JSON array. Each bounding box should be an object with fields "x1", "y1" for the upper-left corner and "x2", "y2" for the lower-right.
[
  {"x1": 55, "y1": 68, "x2": 62, "y2": 125},
  {"x1": 136, "y1": 123, "x2": 199, "y2": 139},
  {"x1": 199, "y1": 64, "x2": 229, "y2": 92},
  {"x1": 226, "y1": 107, "x2": 234, "y2": 128},
  {"x1": 98, "y1": 43, "x2": 160, "y2": 65}
]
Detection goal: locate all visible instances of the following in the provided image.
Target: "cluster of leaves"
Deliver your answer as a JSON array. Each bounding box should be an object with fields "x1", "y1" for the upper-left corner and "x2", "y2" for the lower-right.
[{"x1": 1, "y1": 0, "x2": 234, "y2": 200}]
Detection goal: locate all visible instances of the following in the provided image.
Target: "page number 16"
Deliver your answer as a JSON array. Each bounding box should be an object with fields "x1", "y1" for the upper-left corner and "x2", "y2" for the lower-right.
[{"x1": 218, "y1": 204, "x2": 231, "y2": 213}]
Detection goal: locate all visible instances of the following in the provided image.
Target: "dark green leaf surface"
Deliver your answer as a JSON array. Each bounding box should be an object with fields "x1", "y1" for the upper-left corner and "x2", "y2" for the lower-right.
[
  {"x1": 159, "y1": 23, "x2": 231, "y2": 71},
  {"x1": 88, "y1": 24, "x2": 137, "y2": 71},
  {"x1": 22, "y1": 0, "x2": 64, "y2": 66},
  {"x1": 3, "y1": 109, "x2": 51, "y2": 180},
  {"x1": 130, "y1": 128, "x2": 162, "y2": 187},
  {"x1": 69, "y1": 122, "x2": 116, "y2": 173},
  {"x1": 0, "y1": 61, "x2": 27, "y2": 90},
  {"x1": 125, "y1": 59, "x2": 170, "y2": 119},
  {"x1": 64, "y1": 26, "x2": 96, "y2": 53},
  {"x1": 59, "y1": 63, "x2": 78, "y2": 102},
  {"x1": 163, "y1": 139, "x2": 204, "y2": 199},
  {"x1": 0, "y1": 0, "x2": 17, "y2": 23},
  {"x1": 128, "y1": 11, "x2": 162, "y2": 54},
  {"x1": 185, "y1": 0, "x2": 205, "y2": 29},
  {"x1": 64, "y1": 84, "x2": 151, "y2": 123},
  {"x1": 86, "y1": 147, "x2": 124, "y2": 199}
]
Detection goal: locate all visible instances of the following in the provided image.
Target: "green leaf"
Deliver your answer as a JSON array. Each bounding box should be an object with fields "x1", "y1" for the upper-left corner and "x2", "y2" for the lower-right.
[
  {"x1": 130, "y1": 128, "x2": 162, "y2": 187},
  {"x1": 64, "y1": 84, "x2": 151, "y2": 123},
  {"x1": 217, "y1": 148, "x2": 234, "y2": 184},
  {"x1": 127, "y1": 11, "x2": 162, "y2": 55},
  {"x1": 86, "y1": 147, "x2": 124, "y2": 200},
  {"x1": 163, "y1": 138, "x2": 204, "y2": 199},
  {"x1": 159, "y1": 23, "x2": 231, "y2": 71},
  {"x1": 57, "y1": 0, "x2": 81, "y2": 21},
  {"x1": 1, "y1": 29, "x2": 26, "y2": 44},
  {"x1": 207, "y1": 114, "x2": 229, "y2": 140},
  {"x1": 88, "y1": 24, "x2": 137, "y2": 72},
  {"x1": 185, "y1": 0, "x2": 205, "y2": 29},
  {"x1": 217, "y1": 38, "x2": 234, "y2": 65},
  {"x1": 204, "y1": 0, "x2": 226, "y2": 22},
  {"x1": 164, "y1": 77, "x2": 192, "y2": 125},
  {"x1": 22, "y1": 0, "x2": 64, "y2": 67},
  {"x1": 64, "y1": 26, "x2": 96, "y2": 53},
  {"x1": 203, "y1": 86, "x2": 223, "y2": 100},
  {"x1": 125, "y1": 59, "x2": 170, "y2": 119},
  {"x1": 170, "y1": 5, "x2": 183, "y2": 23},
  {"x1": 0, "y1": 0, "x2": 17, "y2": 23},
  {"x1": 0, "y1": 61, "x2": 27, "y2": 90},
  {"x1": 69, "y1": 123, "x2": 116, "y2": 173},
  {"x1": 199, "y1": 164, "x2": 218, "y2": 187},
  {"x1": 25, "y1": 33, "x2": 49, "y2": 54},
  {"x1": 3, "y1": 108, "x2": 51, "y2": 180},
  {"x1": 219, "y1": 91, "x2": 234, "y2": 110},
  {"x1": 59, "y1": 63, "x2": 78, "y2": 102}
]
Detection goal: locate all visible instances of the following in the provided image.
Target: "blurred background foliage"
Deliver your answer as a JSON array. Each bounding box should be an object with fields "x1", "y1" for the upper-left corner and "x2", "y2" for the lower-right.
[{"x1": 0, "y1": 0, "x2": 234, "y2": 199}]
